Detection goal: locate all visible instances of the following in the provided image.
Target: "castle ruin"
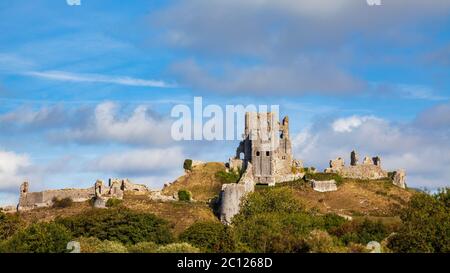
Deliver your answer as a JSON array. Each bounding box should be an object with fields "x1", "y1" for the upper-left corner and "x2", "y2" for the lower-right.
[
  {"x1": 228, "y1": 112, "x2": 303, "y2": 186},
  {"x1": 17, "y1": 178, "x2": 149, "y2": 211},
  {"x1": 220, "y1": 112, "x2": 304, "y2": 224},
  {"x1": 325, "y1": 150, "x2": 406, "y2": 188}
]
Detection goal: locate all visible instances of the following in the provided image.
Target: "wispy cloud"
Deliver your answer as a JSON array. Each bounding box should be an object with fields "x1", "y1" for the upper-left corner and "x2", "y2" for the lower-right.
[{"x1": 24, "y1": 70, "x2": 177, "y2": 88}]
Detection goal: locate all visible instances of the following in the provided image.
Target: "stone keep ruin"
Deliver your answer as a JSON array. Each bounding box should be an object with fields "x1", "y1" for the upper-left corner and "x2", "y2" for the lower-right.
[
  {"x1": 220, "y1": 112, "x2": 304, "y2": 224},
  {"x1": 229, "y1": 112, "x2": 303, "y2": 186}
]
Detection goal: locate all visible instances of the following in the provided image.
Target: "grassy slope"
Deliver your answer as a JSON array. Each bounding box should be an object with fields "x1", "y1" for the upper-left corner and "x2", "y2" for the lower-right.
[
  {"x1": 274, "y1": 177, "x2": 415, "y2": 217},
  {"x1": 162, "y1": 162, "x2": 227, "y2": 202}
]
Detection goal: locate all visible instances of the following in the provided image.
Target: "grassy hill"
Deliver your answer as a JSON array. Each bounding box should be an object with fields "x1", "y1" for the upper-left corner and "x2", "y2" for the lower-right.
[
  {"x1": 163, "y1": 163, "x2": 415, "y2": 218},
  {"x1": 162, "y1": 162, "x2": 227, "y2": 202}
]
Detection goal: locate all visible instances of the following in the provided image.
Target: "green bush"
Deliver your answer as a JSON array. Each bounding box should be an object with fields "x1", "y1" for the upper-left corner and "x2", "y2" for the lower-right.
[
  {"x1": 330, "y1": 218, "x2": 391, "y2": 245},
  {"x1": 179, "y1": 221, "x2": 236, "y2": 253},
  {"x1": 215, "y1": 170, "x2": 241, "y2": 184},
  {"x1": 305, "y1": 172, "x2": 343, "y2": 185},
  {"x1": 0, "y1": 222, "x2": 71, "y2": 253},
  {"x1": 128, "y1": 241, "x2": 159, "y2": 253},
  {"x1": 77, "y1": 237, "x2": 103, "y2": 253},
  {"x1": 76, "y1": 237, "x2": 128, "y2": 253},
  {"x1": 183, "y1": 159, "x2": 193, "y2": 172},
  {"x1": 321, "y1": 213, "x2": 347, "y2": 232},
  {"x1": 0, "y1": 212, "x2": 23, "y2": 240},
  {"x1": 305, "y1": 230, "x2": 345, "y2": 253},
  {"x1": 178, "y1": 190, "x2": 192, "y2": 202},
  {"x1": 56, "y1": 208, "x2": 174, "y2": 245},
  {"x1": 155, "y1": 242, "x2": 200, "y2": 253},
  {"x1": 106, "y1": 198, "x2": 123, "y2": 208},
  {"x1": 97, "y1": 240, "x2": 128, "y2": 253},
  {"x1": 387, "y1": 191, "x2": 450, "y2": 253},
  {"x1": 235, "y1": 187, "x2": 305, "y2": 220},
  {"x1": 234, "y1": 212, "x2": 320, "y2": 253},
  {"x1": 52, "y1": 197, "x2": 73, "y2": 208}
]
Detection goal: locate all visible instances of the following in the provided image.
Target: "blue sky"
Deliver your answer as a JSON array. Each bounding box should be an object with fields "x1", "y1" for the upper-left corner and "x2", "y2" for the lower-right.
[{"x1": 1, "y1": 0, "x2": 450, "y2": 205}]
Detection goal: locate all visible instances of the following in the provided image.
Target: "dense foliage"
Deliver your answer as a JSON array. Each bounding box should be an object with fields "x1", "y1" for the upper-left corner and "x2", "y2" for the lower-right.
[
  {"x1": 179, "y1": 221, "x2": 236, "y2": 253},
  {"x1": 0, "y1": 222, "x2": 71, "y2": 253},
  {"x1": 56, "y1": 208, "x2": 174, "y2": 245},
  {"x1": 388, "y1": 189, "x2": 450, "y2": 253},
  {"x1": 0, "y1": 212, "x2": 23, "y2": 241}
]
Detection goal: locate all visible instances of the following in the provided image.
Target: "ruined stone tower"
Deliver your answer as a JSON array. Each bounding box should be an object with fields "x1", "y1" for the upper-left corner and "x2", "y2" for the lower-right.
[{"x1": 230, "y1": 112, "x2": 296, "y2": 186}]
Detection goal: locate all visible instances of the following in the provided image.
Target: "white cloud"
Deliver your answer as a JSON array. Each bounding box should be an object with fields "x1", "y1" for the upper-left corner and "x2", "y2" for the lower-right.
[
  {"x1": 24, "y1": 70, "x2": 176, "y2": 88},
  {"x1": 90, "y1": 147, "x2": 185, "y2": 175},
  {"x1": 332, "y1": 115, "x2": 380, "y2": 133},
  {"x1": 0, "y1": 150, "x2": 30, "y2": 191},
  {"x1": 55, "y1": 102, "x2": 174, "y2": 146}
]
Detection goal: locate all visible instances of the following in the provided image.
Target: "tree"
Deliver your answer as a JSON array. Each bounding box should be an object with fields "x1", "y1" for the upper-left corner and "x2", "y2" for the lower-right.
[
  {"x1": 0, "y1": 222, "x2": 71, "y2": 253},
  {"x1": 388, "y1": 192, "x2": 450, "y2": 253},
  {"x1": 56, "y1": 208, "x2": 174, "y2": 245},
  {"x1": 180, "y1": 221, "x2": 236, "y2": 253}
]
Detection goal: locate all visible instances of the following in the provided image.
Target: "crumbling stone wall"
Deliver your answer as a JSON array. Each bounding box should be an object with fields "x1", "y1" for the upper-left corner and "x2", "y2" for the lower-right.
[
  {"x1": 324, "y1": 150, "x2": 406, "y2": 188},
  {"x1": 17, "y1": 178, "x2": 150, "y2": 211},
  {"x1": 220, "y1": 163, "x2": 255, "y2": 224},
  {"x1": 18, "y1": 181, "x2": 94, "y2": 211}
]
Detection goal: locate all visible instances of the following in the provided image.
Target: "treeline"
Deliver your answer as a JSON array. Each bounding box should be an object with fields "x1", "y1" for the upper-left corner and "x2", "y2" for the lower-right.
[{"x1": 0, "y1": 187, "x2": 449, "y2": 253}]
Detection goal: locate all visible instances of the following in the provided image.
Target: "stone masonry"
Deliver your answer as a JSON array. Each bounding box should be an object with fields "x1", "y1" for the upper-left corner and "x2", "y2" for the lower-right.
[
  {"x1": 17, "y1": 178, "x2": 149, "y2": 211},
  {"x1": 220, "y1": 112, "x2": 304, "y2": 224},
  {"x1": 325, "y1": 150, "x2": 407, "y2": 188}
]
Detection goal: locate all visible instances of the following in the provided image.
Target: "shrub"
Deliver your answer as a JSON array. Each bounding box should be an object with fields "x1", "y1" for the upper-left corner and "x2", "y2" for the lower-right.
[
  {"x1": 77, "y1": 237, "x2": 103, "y2": 253},
  {"x1": 106, "y1": 198, "x2": 123, "y2": 208},
  {"x1": 178, "y1": 190, "x2": 192, "y2": 202},
  {"x1": 235, "y1": 187, "x2": 305, "y2": 219},
  {"x1": 215, "y1": 170, "x2": 241, "y2": 184},
  {"x1": 321, "y1": 213, "x2": 347, "y2": 232},
  {"x1": 183, "y1": 159, "x2": 193, "y2": 172},
  {"x1": 52, "y1": 197, "x2": 73, "y2": 208},
  {"x1": 155, "y1": 243, "x2": 200, "y2": 253},
  {"x1": 233, "y1": 212, "x2": 320, "y2": 253},
  {"x1": 97, "y1": 240, "x2": 128, "y2": 253},
  {"x1": 56, "y1": 208, "x2": 174, "y2": 245},
  {"x1": 128, "y1": 241, "x2": 159, "y2": 253},
  {"x1": 330, "y1": 218, "x2": 391, "y2": 245},
  {"x1": 305, "y1": 230, "x2": 345, "y2": 253},
  {"x1": 179, "y1": 221, "x2": 236, "y2": 253},
  {"x1": 76, "y1": 237, "x2": 128, "y2": 253},
  {"x1": 0, "y1": 212, "x2": 23, "y2": 240},
  {"x1": 387, "y1": 192, "x2": 450, "y2": 253},
  {"x1": 0, "y1": 222, "x2": 71, "y2": 253}
]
